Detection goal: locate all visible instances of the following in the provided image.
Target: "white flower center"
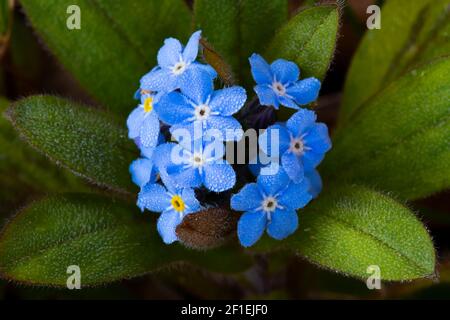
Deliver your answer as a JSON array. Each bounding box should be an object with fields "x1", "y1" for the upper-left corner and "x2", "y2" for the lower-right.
[
  {"x1": 172, "y1": 61, "x2": 187, "y2": 75},
  {"x1": 272, "y1": 81, "x2": 286, "y2": 96},
  {"x1": 289, "y1": 137, "x2": 305, "y2": 155},
  {"x1": 194, "y1": 104, "x2": 211, "y2": 121},
  {"x1": 262, "y1": 196, "x2": 278, "y2": 213},
  {"x1": 191, "y1": 152, "x2": 206, "y2": 168}
]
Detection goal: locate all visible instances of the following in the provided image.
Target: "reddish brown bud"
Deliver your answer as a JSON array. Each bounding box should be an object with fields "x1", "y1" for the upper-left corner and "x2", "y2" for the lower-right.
[{"x1": 176, "y1": 207, "x2": 240, "y2": 250}]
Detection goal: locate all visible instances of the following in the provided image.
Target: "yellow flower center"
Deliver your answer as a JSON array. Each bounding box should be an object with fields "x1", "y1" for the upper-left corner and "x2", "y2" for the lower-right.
[
  {"x1": 171, "y1": 195, "x2": 185, "y2": 212},
  {"x1": 143, "y1": 97, "x2": 153, "y2": 113}
]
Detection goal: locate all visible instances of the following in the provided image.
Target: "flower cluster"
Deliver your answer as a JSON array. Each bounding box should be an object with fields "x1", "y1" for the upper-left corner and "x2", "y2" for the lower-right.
[
  {"x1": 127, "y1": 31, "x2": 331, "y2": 247},
  {"x1": 230, "y1": 54, "x2": 331, "y2": 247},
  {"x1": 127, "y1": 31, "x2": 245, "y2": 244}
]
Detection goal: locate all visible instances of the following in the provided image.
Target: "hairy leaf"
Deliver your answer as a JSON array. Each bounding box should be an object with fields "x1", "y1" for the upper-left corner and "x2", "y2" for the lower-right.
[
  {"x1": 255, "y1": 184, "x2": 436, "y2": 281},
  {"x1": 0, "y1": 98, "x2": 88, "y2": 213},
  {"x1": 266, "y1": 5, "x2": 339, "y2": 80},
  {"x1": 20, "y1": 0, "x2": 191, "y2": 115},
  {"x1": 194, "y1": 0, "x2": 288, "y2": 85},
  {"x1": 0, "y1": 194, "x2": 251, "y2": 286},
  {"x1": 323, "y1": 57, "x2": 450, "y2": 200},
  {"x1": 5, "y1": 95, "x2": 137, "y2": 193},
  {"x1": 340, "y1": 0, "x2": 450, "y2": 125}
]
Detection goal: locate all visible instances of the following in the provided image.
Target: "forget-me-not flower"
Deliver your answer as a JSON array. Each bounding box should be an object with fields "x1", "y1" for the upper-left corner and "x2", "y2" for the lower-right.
[
  {"x1": 248, "y1": 158, "x2": 323, "y2": 199},
  {"x1": 127, "y1": 92, "x2": 160, "y2": 148},
  {"x1": 249, "y1": 53, "x2": 321, "y2": 110},
  {"x1": 138, "y1": 183, "x2": 201, "y2": 244},
  {"x1": 129, "y1": 135, "x2": 166, "y2": 188},
  {"x1": 155, "y1": 70, "x2": 246, "y2": 141},
  {"x1": 259, "y1": 108, "x2": 331, "y2": 183},
  {"x1": 156, "y1": 139, "x2": 236, "y2": 193},
  {"x1": 231, "y1": 168, "x2": 312, "y2": 247},
  {"x1": 140, "y1": 31, "x2": 217, "y2": 94}
]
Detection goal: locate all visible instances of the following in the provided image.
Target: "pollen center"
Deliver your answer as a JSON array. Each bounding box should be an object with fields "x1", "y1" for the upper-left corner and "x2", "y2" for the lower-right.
[
  {"x1": 272, "y1": 81, "x2": 286, "y2": 96},
  {"x1": 172, "y1": 61, "x2": 187, "y2": 75},
  {"x1": 290, "y1": 137, "x2": 304, "y2": 155},
  {"x1": 194, "y1": 104, "x2": 211, "y2": 121},
  {"x1": 171, "y1": 195, "x2": 185, "y2": 212},
  {"x1": 143, "y1": 97, "x2": 153, "y2": 113},
  {"x1": 262, "y1": 196, "x2": 278, "y2": 213}
]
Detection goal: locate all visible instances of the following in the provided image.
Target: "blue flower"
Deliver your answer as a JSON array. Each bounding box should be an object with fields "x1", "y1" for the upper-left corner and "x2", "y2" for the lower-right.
[
  {"x1": 129, "y1": 135, "x2": 166, "y2": 188},
  {"x1": 231, "y1": 169, "x2": 312, "y2": 247},
  {"x1": 156, "y1": 140, "x2": 236, "y2": 192},
  {"x1": 130, "y1": 158, "x2": 157, "y2": 188},
  {"x1": 259, "y1": 108, "x2": 331, "y2": 183},
  {"x1": 248, "y1": 157, "x2": 323, "y2": 199},
  {"x1": 140, "y1": 30, "x2": 217, "y2": 94},
  {"x1": 155, "y1": 70, "x2": 246, "y2": 141},
  {"x1": 249, "y1": 53, "x2": 321, "y2": 110},
  {"x1": 127, "y1": 92, "x2": 160, "y2": 148},
  {"x1": 305, "y1": 169, "x2": 322, "y2": 199},
  {"x1": 138, "y1": 183, "x2": 201, "y2": 244}
]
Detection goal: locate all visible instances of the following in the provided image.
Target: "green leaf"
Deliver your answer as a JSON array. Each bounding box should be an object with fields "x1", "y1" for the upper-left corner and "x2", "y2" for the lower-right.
[
  {"x1": 0, "y1": 194, "x2": 252, "y2": 286},
  {"x1": 339, "y1": 0, "x2": 450, "y2": 125},
  {"x1": 0, "y1": 97, "x2": 88, "y2": 213},
  {"x1": 265, "y1": 5, "x2": 339, "y2": 81},
  {"x1": 0, "y1": 0, "x2": 12, "y2": 36},
  {"x1": 323, "y1": 57, "x2": 450, "y2": 200},
  {"x1": 20, "y1": 0, "x2": 191, "y2": 116},
  {"x1": 194, "y1": 0, "x2": 288, "y2": 85},
  {"x1": 5, "y1": 95, "x2": 137, "y2": 193},
  {"x1": 254, "y1": 184, "x2": 436, "y2": 281}
]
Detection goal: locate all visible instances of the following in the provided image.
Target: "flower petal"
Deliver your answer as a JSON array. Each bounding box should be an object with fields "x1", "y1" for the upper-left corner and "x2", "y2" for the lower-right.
[
  {"x1": 127, "y1": 106, "x2": 145, "y2": 139},
  {"x1": 305, "y1": 169, "x2": 322, "y2": 198},
  {"x1": 249, "y1": 53, "x2": 273, "y2": 84},
  {"x1": 257, "y1": 168, "x2": 290, "y2": 196},
  {"x1": 302, "y1": 150, "x2": 325, "y2": 171},
  {"x1": 157, "y1": 210, "x2": 183, "y2": 244},
  {"x1": 304, "y1": 123, "x2": 332, "y2": 154},
  {"x1": 203, "y1": 162, "x2": 236, "y2": 192},
  {"x1": 279, "y1": 179, "x2": 312, "y2": 210},
  {"x1": 181, "y1": 188, "x2": 201, "y2": 213},
  {"x1": 179, "y1": 68, "x2": 214, "y2": 105},
  {"x1": 258, "y1": 124, "x2": 290, "y2": 157},
  {"x1": 206, "y1": 116, "x2": 243, "y2": 141},
  {"x1": 157, "y1": 38, "x2": 183, "y2": 68},
  {"x1": 286, "y1": 77, "x2": 321, "y2": 105},
  {"x1": 137, "y1": 183, "x2": 170, "y2": 212},
  {"x1": 140, "y1": 144, "x2": 155, "y2": 159},
  {"x1": 237, "y1": 211, "x2": 267, "y2": 247},
  {"x1": 278, "y1": 96, "x2": 299, "y2": 110},
  {"x1": 270, "y1": 59, "x2": 300, "y2": 84},
  {"x1": 139, "y1": 112, "x2": 160, "y2": 148},
  {"x1": 130, "y1": 158, "x2": 153, "y2": 187},
  {"x1": 281, "y1": 151, "x2": 304, "y2": 184},
  {"x1": 267, "y1": 209, "x2": 298, "y2": 240},
  {"x1": 231, "y1": 183, "x2": 263, "y2": 212},
  {"x1": 191, "y1": 62, "x2": 218, "y2": 80},
  {"x1": 155, "y1": 92, "x2": 194, "y2": 125},
  {"x1": 167, "y1": 165, "x2": 202, "y2": 189},
  {"x1": 286, "y1": 108, "x2": 317, "y2": 137},
  {"x1": 182, "y1": 30, "x2": 202, "y2": 63},
  {"x1": 254, "y1": 84, "x2": 279, "y2": 109},
  {"x1": 209, "y1": 86, "x2": 247, "y2": 116},
  {"x1": 153, "y1": 143, "x2": 176, "y2": 169},
  {"x1": 140, "y1": 68, "x2": 176, "y2": 92}
]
